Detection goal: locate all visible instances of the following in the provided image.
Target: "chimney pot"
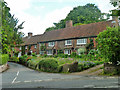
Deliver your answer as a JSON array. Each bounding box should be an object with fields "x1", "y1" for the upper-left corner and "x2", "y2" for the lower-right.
[{"x1": 28, "y1": 32, "x2": 33, "y2": 37}]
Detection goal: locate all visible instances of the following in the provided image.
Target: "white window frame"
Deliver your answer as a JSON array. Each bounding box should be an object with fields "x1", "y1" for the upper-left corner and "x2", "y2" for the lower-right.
[
  {"x1": 48, "y1": 42, "x2": 55, "y2": 47},
  {"x1": 65, "y1": 40, "x2": 72, "y2": 45},
  {"x1": 47, "y1": 50, "x2": 53, "y2": 55},
  {"x1": 34, "y1": 45, "x2": 37, "y2": 49},
  {"x1": 77, "y1": 39, "x2": 87, "y2": 45},
  {"x1": 64, "y1": 49, "x2": 71, "y2": 55}
]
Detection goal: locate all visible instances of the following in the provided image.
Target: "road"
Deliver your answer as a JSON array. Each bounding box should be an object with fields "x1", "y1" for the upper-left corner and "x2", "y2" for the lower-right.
[{"x1": 1, "y1": 62, "x2": 120, "y2": 88}]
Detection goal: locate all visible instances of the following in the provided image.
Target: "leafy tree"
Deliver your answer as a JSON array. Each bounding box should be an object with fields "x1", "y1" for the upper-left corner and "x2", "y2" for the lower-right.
[
  {"x1": 46, "y1": 3, "x2": 109, "y2": 32},
  {"x1": 96, "y1": 27, "x2": 120, "y2": 65},
  {"x1": 1, "y1": 0, "x2": 24, "y2": 54}
]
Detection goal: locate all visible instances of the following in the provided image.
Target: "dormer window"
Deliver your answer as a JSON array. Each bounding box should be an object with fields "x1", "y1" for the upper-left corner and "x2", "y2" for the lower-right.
[
  {"x1": 77, "y1": 39, "x2": 87, "y2": 45},
  {"x1": 48, "y1": 42, "x2": 55, "y2": 47},
  {"x1": 65, "y1": 40, "x2": 72, "y2": 45}
]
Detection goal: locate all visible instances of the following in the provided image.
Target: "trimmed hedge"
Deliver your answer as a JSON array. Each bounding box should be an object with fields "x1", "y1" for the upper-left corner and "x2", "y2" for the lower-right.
[
  {"x1": 1, "y1": 54, "x2": 9, "y2": 65},
  {"x1": 39, "y1": 59, "x2": 59, "y2": 72}
]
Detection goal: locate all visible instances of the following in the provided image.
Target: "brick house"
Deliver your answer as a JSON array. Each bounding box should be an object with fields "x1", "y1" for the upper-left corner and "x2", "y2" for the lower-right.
[{"x1": 14, "y1": 16, "x2": 118, "y2": 56}]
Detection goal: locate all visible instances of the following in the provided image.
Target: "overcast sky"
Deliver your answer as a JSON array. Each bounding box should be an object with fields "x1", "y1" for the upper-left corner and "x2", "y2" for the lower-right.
[{"x1": 5, "y1": 0, "x2": 116, "y2": 36}]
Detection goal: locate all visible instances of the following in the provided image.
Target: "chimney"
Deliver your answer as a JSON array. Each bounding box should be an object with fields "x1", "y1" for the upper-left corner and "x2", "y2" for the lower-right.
[
  {"x1": 28, "y1": 32, "x2": 33, "y2": 37},
  {"x1": 66, "y1": 20, "x2": 73, "y2": 28}
]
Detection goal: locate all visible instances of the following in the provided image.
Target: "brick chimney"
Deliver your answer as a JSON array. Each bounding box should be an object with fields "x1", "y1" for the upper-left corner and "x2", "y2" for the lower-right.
[
  {"x1": 28, "y1": 32, "x2": 33, "y2": 37},
  {"x1": 66, "y1": 20, "x2": 73, "y2": 28}
]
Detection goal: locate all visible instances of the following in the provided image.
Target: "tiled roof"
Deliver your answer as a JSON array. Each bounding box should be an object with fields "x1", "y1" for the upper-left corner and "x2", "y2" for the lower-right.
[
  {"x1": 21, "y1": 20, "x2": 113, "y2": 45},
  {"x1": 39, "y1": 20, "x2": 113, "y2": 42},
  {"x1": 21, "y1": 34, "x2": 43, "y2": 46}
]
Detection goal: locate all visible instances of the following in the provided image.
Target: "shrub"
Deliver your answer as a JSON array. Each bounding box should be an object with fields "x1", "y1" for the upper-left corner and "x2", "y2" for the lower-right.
[
  {"x1": 32, "y1": 53, "x2": 37, "y2": 57},
  {"x1": 58, "y1": 54, "x2": 68, "y2": 58},
  {"x1": 70, "y1": 52, "x2": 77, "y2": 58},
  {"x1": 9, "y1": 56, "x2": 19, "y2": 63},
  {"x1": 1, "y1": 54, "x2": 9, "y2": 65},
  {"x1": 39, "y1": 59, "x2": 59, "y2": 72},
  {"x1": 96, "y1": 27, "x2": 120, "y2": 65},
  {"x1": 19, "y1": 55, "x2": 28, "y2": 65}
]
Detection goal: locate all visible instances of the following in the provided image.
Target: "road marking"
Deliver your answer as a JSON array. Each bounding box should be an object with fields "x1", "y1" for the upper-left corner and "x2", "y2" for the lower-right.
[
  {"x1": 12, "y1": 77, "x2": 17, "y2": 84},
  {"x1": 34, "y1": 80, "x2": 42, "y2": 82},
  {"x1": 24, "y1": 80, "x2": 32, "y2": 83},
  {"x1": 17, "y1": 71, "x2": 19, "y2": 76}
]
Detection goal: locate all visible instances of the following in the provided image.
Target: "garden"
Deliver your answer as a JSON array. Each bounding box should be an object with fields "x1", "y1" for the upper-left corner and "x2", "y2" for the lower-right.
[{"x1": 8, "y1": 48, "x2": 104, "y2": 73}]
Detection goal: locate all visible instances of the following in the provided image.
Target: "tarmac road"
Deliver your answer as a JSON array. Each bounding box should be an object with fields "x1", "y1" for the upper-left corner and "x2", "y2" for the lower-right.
[{"x1": 1, "y1": 62, "x2": 120, "y2": 89}]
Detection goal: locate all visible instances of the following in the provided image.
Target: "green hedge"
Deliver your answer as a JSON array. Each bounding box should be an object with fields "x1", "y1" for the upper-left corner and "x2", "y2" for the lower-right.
[
  {"x1": 39, "y1": 59, "x2": 59, "y2": 72},
  {"x1": 9, "y1": 56, "x2": 19, "y2": 63},
  {"x1": 0, "y1": 54, "x2": 9, "y2": 65}
]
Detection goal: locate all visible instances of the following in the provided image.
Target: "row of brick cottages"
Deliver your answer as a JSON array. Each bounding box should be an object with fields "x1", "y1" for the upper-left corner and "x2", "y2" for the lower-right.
[{"x1": 14, "y1": 19, "x2": 117, "y2": 57}]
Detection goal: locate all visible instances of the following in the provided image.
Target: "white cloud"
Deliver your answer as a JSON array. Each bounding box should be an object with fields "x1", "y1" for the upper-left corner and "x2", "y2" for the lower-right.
[{"x1": 96, "y1": 0, "x2": 116, "y2": 13}]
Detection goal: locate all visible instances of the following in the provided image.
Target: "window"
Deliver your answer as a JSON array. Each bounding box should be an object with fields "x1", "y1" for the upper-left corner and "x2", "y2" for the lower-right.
[
  {"x1": 25, "y1": 46, "x2": 27, "y2": 49},
  {"x1": 47, "y1": 50, "x2": 53, "y2": 55},
  {"x1": 48, "y1": 42, "x2": 55, "y2": 47},
  {"x1": 77, "y1": 39, "x2": 87, "y2": 45},
  {"x1": 64, "y1": 49, "x2": 71, "y2": 55},
  {"x1": 34, "y1": 45, "x2": 37, "y2": 49},
  {"x1": 65, "y1": 40, "x2": 72, "y2": 45}
]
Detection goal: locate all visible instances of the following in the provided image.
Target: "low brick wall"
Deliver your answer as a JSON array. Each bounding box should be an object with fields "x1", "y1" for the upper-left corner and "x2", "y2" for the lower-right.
[
  {"x1": 0, "y1": 63, "x2": 8, "y2": 73},
  {"x1": 104, "y1": 63, "x2": 120, "y2": 74}
]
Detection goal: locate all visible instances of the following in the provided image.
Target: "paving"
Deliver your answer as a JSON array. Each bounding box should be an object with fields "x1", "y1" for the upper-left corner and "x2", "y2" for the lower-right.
[{"x1": 70, "y1": 64, "x2": 104, "y2": 76}]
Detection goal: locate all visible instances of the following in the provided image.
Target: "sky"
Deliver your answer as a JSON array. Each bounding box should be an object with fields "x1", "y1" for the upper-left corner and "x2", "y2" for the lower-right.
[{"x1": 5, "y1": 0, "x2": 116, "y2": 36}]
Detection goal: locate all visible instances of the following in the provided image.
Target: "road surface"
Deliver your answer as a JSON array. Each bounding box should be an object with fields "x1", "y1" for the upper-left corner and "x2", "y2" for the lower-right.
[{"x1": 1, "y1": 62, "x2": 120, "y2": 88}]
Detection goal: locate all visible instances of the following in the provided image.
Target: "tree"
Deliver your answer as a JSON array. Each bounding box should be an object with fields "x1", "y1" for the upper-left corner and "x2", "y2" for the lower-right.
[
  {"x1": 1, "y1": 0, "x2": 24, "y2": 54},
  {"x1": 96, "y1": 27, "x2": 120, "y2": 65},
  {"x1": 45, "y1": 3, "x2": 109, "y2": 32}
]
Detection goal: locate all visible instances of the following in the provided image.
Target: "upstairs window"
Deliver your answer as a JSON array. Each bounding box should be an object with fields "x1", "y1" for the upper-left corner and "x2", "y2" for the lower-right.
[
  {"x1": 65, "y1": 40, "x2": 72, "y2": 45},
  {"x1": 77, "y1": 39, "x2": 87, "y2": 45},
  {"x1": 48, "y1": 42, "x2": 55, "y2": 47}
]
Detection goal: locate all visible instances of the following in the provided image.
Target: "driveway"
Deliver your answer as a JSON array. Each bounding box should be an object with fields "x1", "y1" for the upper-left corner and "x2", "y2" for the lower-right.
[{"x1": 1, "y1": 62, "x2": 120, "y2": 88}]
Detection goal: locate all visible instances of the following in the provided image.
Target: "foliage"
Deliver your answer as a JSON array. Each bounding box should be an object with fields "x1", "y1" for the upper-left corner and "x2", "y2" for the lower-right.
[
  {"x1": 77, "y1": 48, "x2": 86, "y2": 55},
  {"x1": 32, "y1": 53, "x2": 37, "y2": 57},
  {"x1": 70, "y1": 52, "x2": 77, "y2": 58},
  {"x1": 46, "y1": 3, "x2": 109, "y2": 32},
  {"x1": 96, "y1": 27, "x2": 120, "y2": 64},
  {"x1": 86, "y1": 38, "x2": 94, "y2": 54},
  {"x1": 110, "y1": 0, "x2": 119, "y2": 7},
  {"x1": 0, "y1": 54, "x2": 9, "y2": 65},
  {"x1": 1, "y1": 0, "x2": 24, "y2": 54},
  {"x1": 39, "y1": 59, "x2": 59, "y2": 72},
  {"x1": 9, "y1": 56, "x2": 19, "y2": 63},
  {"x1": 19, "y1": 55, "x2": 28, "y2": 65},
  {"x1": 58, "y1": 54, "x2": 68, "y2": 58}
]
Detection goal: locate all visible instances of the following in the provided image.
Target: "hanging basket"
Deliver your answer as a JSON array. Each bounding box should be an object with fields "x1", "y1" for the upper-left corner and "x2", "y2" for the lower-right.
[{"x1": 111, "y1": 10, "x2": 120, "y2": 16}]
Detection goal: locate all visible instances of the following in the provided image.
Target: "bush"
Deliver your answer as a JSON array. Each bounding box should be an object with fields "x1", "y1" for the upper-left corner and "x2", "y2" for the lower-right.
[
  {"x1": 1, "y1": 54, "x2": 9, "y2": 65},
  {"x1": 19, "y1": 55, "x2": 28, "y2": 65},
  {"x1": 39, "y1": 59, "x2": 59, "y2": 72},
  {"x1": 58, "y1": 54, "x2": 68, "y2": 58},
  {"x1": 70, "y1": 52, "x2": 77, "y2": 58},
  {"x1": 9, "y1": 56, "x2": 19, "y2": 63},
  {"x1": 96, "y1": 27, "x2": 120, "y2": 65},
  {"x1": 32, "y1": 53, "x2": 37, "y2": 57}
]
